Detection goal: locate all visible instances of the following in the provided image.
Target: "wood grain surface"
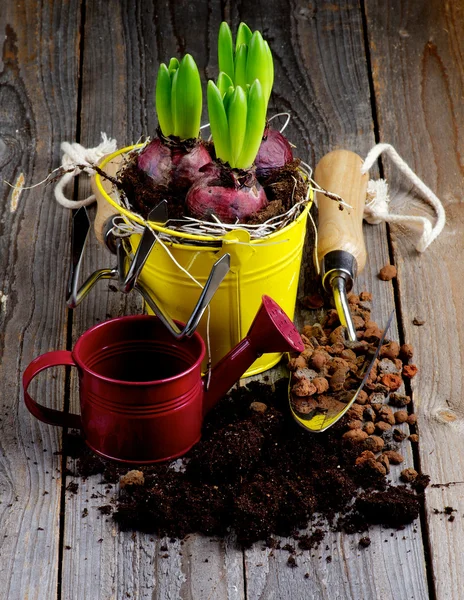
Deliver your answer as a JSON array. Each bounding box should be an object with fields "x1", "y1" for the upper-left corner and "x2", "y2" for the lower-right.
[
  {"x1": 239, "y1": 2, "x2": 426, "y2": 598},
  {"x1": 0, "y1": 0, "x2": 462, "y2": 598},
  {"x1": 366, "y1": 2, "x2": 464, "y2": 598},
  {"x1": 0, "y1": 2, "x2": 81, "y2": 599}
]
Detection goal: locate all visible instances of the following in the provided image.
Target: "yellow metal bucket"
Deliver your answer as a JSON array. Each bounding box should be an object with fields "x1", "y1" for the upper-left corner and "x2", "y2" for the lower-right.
[{"x1": 94, "y1": 146, "x2": 312, "y2": 377}]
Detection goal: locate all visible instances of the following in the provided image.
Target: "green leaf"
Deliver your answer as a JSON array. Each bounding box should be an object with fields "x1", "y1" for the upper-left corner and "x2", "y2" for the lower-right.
[
  {"x1": 227, "y1": 86, "x2": 247, "y2": 167},
  {"x1": 237, "y1": 79, "x2": 266, "y2": 169},
  {"x1": 223, "y1": 85, "x2": 235, "y2": 115},
  {"x1": 170, "y1": 68, "x2": 179, "y2": 135},
  {"x1": 235, "y1": 22, "x2": 252, "y2": 51},
  {"x1": 246, "y1": 31, "x2": 272, "y2": 101},
  {"x1": 218, "y1": 22, "x2": 234, "y2": 82},
  {"x1": 155, "y1": 63, "x2": 174, "y2": 136},
  {"x1": 168, "y1": 57, "x2": 179, "y2": 72},
  {"x1": 207, "y1": 81, "x2": 230, "y2": 164},
  {"x1": 173, "y1": 54, "x2": 202, "y2": 139},
  {"x1": 234, "y1": 45, "x2": 248, "y2": 89},
  {"x1": 263, "y1": 41, "x2": 274, "y2": 101},
  {"x1": 216, "y1": 72, "x2": 234, "y2": 97}
]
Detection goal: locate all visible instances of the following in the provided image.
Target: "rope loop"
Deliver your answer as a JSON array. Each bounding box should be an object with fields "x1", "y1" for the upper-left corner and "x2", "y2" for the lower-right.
[
  {"x1": 362, "y1": 143, "x2": 446, "y2": 252},
  {"x1": 54, "y1": 133, "x2": 117, "y2": 209}
]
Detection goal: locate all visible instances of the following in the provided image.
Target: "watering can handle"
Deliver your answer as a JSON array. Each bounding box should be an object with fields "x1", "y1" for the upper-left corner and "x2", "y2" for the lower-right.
[
  {"x1": 22, "y1": 351, "x2": 82, "y2": 429},
  {"x1": 314, "y1": 149, "x2": 368, "y2": 273}
]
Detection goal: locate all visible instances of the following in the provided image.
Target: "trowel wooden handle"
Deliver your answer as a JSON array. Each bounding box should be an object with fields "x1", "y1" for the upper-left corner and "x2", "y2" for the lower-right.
[
  {"x1": 314, "y1": 149, "x2": 368, "y2": 273},
  {"x1": 91, "y1": 154, "x2": 124, "y2": 244}
]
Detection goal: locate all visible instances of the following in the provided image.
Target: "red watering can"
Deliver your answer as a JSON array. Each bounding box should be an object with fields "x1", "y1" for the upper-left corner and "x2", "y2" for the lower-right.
[{"x1": 23, "y1": 296, "x2": 303, "y2": 463}]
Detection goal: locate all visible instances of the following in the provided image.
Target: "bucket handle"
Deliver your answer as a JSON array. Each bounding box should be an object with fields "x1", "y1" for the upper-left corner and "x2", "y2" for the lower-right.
[{"x1": 22, "y1": 351, "x2": 82, "y2": 429}]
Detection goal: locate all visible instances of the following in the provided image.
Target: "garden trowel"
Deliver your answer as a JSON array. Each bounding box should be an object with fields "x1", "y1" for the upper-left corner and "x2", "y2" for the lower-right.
[{"x1": 288, "y1": 149, "x2": 392, "y2": 433}]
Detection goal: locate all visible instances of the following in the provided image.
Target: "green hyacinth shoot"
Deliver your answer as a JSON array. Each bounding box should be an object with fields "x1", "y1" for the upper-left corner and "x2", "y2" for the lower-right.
[
  {"x1": 208, "y1": 78, "x2": 266, "y2": 169},
  {"x1": 155, "y1": 54, "x2": 202, "y2": 140},
  {"x1": 218, "y1": 22, "x2": 274, "y2": 103}
]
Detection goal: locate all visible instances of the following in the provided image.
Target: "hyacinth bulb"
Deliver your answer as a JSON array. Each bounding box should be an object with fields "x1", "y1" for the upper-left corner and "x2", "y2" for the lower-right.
[
  {"x1": 136, "y1": 138, "x2": 211, "y2": 192},
  {"x1": 186, "y1": 162, "x2": 268, "y2": 223},
  {"x1": 255, "y1": 127, "x2": 293, "y2": 179}
]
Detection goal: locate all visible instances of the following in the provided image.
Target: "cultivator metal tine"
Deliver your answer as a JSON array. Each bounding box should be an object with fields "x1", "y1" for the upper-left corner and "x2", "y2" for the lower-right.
[
  {"x1": 183, "y1": 254, "x2": 231, "y2": 337},
  {"x1": 66, "y1": 207, "x2": 118, "y2": 308},
  {"x1": 120, "y1": 200, "x2": 168, "y2": 293}
]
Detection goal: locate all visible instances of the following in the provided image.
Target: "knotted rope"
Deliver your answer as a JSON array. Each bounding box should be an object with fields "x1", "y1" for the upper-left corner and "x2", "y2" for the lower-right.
[
  {"x1": 54, "y1": 133, "x2": 117, "y2": 209},
  {"x1": 361, "y1": 143, "x2": 446, "y2": 252}
]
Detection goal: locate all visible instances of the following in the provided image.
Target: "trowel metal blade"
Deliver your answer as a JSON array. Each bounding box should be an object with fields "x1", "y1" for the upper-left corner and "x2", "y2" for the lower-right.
[
  {"x1": 289, "y1": 310, "x2": 395, "y2": 433},
  {"x1": 331, "y1": 275, "x2": 357, "y2": 342}
]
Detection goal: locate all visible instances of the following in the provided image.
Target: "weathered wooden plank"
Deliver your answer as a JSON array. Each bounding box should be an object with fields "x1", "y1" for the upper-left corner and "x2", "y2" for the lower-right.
[
  {"x1": 62, "y1": 475, "x2": 245, "y2": 599},
  {"x1": 0, "y1": 1, "x2": 82, "y2": 599},
  {"x1": 233, "y1": 0, "x2": 429, "y2": 597},
  {"x1": 365, "y1": 1, "x2": 464, "y2": 598},
  {"x1": 60, "y1": 2, "x2": 246, "y2": 599}
]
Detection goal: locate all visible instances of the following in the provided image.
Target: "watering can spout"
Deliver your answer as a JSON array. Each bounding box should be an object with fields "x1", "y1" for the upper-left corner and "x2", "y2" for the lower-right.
[{"x1": 202, "y1": 296, "x2": 304, "y2": 414}]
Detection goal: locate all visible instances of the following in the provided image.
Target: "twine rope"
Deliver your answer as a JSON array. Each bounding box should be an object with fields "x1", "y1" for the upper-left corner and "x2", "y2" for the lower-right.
[
  {"x1": 54, "y1": 133, "x2": 117, "y2": 209},
  {"x1": 361, "y1": 143, "x2": 446, "y2": 252}
]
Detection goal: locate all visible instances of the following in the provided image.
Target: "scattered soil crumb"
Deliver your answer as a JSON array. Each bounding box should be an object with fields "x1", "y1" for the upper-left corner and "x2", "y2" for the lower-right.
[
  {"x1": 98, "y1": 505, "x2": 113, "y2": 515},
  {"x1": 66, "y1": 482, "x2": 79, "y2": 494},
  {"x1": 412, "y1": 317, "x2": 425, "y2": 326},
  {"x1": 120, "y1": 470, "x2": 145, "y2": 488},
  {"x1": 301, "y1": 293, "x2": 325, "y2": 309},
  {"x1": 378, "y1": 265, "x2": 397, "y2": 281},
  {"x1": 287, "y1": 555, "x2": 298, "y2": 568},
  {"x1": 433, "y1": 506, "x2": 457, "y2": 522}
]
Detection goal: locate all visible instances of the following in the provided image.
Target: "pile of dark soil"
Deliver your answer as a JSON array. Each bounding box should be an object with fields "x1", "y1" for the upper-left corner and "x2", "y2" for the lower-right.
[{"x1": 67, "y1": 360, "x2": 426, "y2": 549}]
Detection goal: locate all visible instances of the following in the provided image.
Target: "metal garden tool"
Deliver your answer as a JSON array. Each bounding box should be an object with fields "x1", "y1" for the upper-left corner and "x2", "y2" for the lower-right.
[
  {"x1": 289, "y1": 310, "x2": 395, "y2": 433},
  {"x1": 66, "y1": 203, "x2": 230, "y2": 339},
  {"x1": 287, "y1": 148, "x2": 391, "y2": 433},
  {"x1": 66, "y1": 202, "x2": 167, "y2": 309},
  {"x1": 66, "y1": 205, "x2": 120, "y2": 308},
  {"x1": 315, "y1": 149, "x2": 369, "y2": 341}
]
